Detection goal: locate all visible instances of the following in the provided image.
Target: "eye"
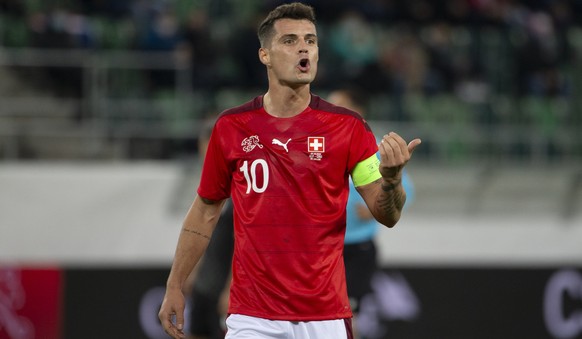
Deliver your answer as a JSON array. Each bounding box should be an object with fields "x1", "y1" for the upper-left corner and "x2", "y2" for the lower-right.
[
  {"x1": 304, "y1": 35, "x2": 318, "y2": 45},
  {"x1": 283, "y1": 39, "x2": 295, "y2": 45}
]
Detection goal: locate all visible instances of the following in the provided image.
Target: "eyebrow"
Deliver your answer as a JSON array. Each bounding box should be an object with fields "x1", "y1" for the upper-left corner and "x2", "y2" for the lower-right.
[{"x1": 279, "y1": 33, "x2": 318, "y2": 41}]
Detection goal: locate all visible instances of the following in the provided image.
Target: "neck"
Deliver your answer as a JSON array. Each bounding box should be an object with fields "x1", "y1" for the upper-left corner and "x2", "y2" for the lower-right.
[{"x1": 263, "y1": 85, "x2": 311, "y2": 118}]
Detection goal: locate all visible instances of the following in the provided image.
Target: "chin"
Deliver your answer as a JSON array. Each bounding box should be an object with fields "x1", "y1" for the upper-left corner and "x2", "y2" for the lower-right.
[
  {"x1": 297, "y1": 74, "x2": 316, "y2": 83},
  {"x1": 297, "y1": 78, "x2": 313, "y2": 85},
  {"x1": 284, "y1": 79, "x2": 312, "y2": 88}
]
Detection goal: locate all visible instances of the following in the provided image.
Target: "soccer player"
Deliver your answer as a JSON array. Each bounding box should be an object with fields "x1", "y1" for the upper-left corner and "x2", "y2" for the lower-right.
[{"x1": 158, "y1": 3, "x2": 421, "y2": 339}]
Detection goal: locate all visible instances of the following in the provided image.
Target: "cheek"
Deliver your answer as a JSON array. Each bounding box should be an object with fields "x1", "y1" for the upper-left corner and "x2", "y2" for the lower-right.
[
  {"x1": 271, "y1": 52, "x2": 293, "y2": 68},
  {"x1": 312, "y1": 50, "x2": 319, "y2": 64}
]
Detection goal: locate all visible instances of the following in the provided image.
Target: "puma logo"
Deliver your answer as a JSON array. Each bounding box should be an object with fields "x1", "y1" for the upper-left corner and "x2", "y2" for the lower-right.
[{"x1": 272, "y1": 138, "x2": 291, "y2": 152}]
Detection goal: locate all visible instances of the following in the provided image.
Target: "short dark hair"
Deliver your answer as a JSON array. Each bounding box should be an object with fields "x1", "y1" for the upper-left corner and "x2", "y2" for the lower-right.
[{"x1": 257, "y1": 2, "x2": 316, "y2": 48}]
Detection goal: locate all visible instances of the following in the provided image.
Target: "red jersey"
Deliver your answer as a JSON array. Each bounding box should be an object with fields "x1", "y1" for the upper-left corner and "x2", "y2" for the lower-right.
[{"x1": 197, "y1": 94, "x2": 378, "y2": 321}]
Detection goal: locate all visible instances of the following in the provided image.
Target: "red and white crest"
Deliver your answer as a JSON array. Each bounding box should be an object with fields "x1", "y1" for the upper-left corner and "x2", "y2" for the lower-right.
[
  {"x1": 307, "y1": 137, "x2": 325, "y2": 153},
  {"x1": 241, "y1": 135, "x2": 263, "y2": 153}
]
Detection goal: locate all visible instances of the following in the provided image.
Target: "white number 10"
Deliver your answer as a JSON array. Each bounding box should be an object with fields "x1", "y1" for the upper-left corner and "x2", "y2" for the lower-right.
[{"x1": 239, "y1": 159, "x2": 269, "y2": 194}]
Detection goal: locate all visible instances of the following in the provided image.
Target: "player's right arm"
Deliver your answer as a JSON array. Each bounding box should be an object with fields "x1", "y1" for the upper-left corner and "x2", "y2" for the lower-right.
[{"x1": 159, "y1": 195, "x2": 226, "y2": 339}]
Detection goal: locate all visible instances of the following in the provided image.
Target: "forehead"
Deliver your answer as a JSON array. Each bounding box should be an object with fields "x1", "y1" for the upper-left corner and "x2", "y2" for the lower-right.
[{"x1": 272, "y1": 18, "x2": 317, "y2": 37}]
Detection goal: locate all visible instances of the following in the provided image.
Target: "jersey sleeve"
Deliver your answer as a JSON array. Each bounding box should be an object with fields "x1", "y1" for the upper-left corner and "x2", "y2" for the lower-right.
[
  {"x1": 197, "y1": 119, "x2": 232, "y2": 201},
  {"x1": 347, "y1": 119, "x2": 379, "y2": 174}
]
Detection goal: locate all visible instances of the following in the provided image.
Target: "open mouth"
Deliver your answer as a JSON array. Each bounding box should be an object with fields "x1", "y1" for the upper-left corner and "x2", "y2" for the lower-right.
[{"x1": 298, "y1": 58, "x2": 310, "y2": 72}]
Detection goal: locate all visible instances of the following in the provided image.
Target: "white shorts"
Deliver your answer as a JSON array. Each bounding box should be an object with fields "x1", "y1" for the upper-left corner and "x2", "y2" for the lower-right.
[{"x1": 225, "y1": 314, "x2": 353, "y2": 339}]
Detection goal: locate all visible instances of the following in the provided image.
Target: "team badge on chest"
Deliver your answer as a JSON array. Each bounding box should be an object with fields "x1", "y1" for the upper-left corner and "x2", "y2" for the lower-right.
[{"x1": 241, "y1": 135, "x2": 263, "y2": 153}]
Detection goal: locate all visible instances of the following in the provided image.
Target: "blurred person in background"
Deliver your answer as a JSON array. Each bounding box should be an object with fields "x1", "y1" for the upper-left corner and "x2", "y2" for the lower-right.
[
  {"x1": 159, "y1": 3, "x2": 421, "y2": 338},
  {"x1": 185, "y1": 118, "x2": 234, "y2": 339},
  {"x1": 329, "y1": 10, "x2": 378, "y2": 83},
  {"x1": 328, "y1": 87, "x2": 415, "y2": 339},
  {"x1": 180, "y1": 9, "x2": 220, "y2": 90},
  {"x1": 516, "y1": 10, "x2": 572, "y2": 97},
  {"x1": 137, "y1": 4, "x2": 182, "y2": 92}
]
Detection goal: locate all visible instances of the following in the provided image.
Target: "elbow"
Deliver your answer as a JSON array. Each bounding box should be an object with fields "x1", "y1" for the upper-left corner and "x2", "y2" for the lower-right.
[
  {"x1": 383, "y1": 219, "x2": 399, "y2": 229},
  {"x1": 377, "y1": 211, "x2": 401, "y2": 228}
]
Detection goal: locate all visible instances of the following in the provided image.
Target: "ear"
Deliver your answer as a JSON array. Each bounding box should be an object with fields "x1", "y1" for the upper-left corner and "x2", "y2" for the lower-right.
[{"x1": 259, "y1": 48, "x2": 270, "y2": 66}]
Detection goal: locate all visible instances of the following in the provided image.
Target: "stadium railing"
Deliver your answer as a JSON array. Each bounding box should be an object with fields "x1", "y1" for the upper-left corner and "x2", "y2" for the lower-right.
[{"x1": 0, "y1": 46, "x2": 580, "y2": 164}]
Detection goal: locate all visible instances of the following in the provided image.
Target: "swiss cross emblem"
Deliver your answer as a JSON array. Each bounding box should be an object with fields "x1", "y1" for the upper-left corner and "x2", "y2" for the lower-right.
[{"x1": 308, "y1": 137, "x2": 325, "y2": 153}]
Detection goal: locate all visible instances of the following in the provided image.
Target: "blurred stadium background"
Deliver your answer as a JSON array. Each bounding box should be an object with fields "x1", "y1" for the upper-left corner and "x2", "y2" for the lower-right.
[{"x1": 0, "y1": 0, "x2": 581, "y2": 338}]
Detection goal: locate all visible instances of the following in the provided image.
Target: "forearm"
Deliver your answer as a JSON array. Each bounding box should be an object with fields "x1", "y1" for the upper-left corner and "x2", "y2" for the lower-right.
[
  {"x1": 166, "y1": 231, "x2": 208, "y2": 290},
  {"x1": 166, "y1": 195, "x2": 225, "y2": 290},
  {"x1": 363, "y1": 178, "x2": 407, "y2": 228},
  {"x1": 367, "y1": 131, "x2": 420, "y2": 226}
]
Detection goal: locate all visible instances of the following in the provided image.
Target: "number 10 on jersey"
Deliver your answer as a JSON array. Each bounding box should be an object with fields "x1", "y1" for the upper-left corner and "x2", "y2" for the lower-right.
[{"x1": 239, "y1": 159, "x2": 269, "y2": 194}]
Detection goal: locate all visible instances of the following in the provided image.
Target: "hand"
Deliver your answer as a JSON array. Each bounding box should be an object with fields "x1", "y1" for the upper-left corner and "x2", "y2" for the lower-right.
[
  {"x1": 158, "y1": 288, "x2": 186, "y2": 339},
  {"x1": 378, "y1": 132, "x2": 421, "y2": 182}
]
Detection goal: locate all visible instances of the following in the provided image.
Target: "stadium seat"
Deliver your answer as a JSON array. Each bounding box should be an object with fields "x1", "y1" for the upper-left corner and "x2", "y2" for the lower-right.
[{"x1": 1, "y1": 15, "x2": 30, "y2": 47}]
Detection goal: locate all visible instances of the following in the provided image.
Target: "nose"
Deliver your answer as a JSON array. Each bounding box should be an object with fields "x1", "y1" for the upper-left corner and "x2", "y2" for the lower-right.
[
  {"x1": 298, "y1": 39, "x2": 310, "y2": 53},
  {"x1": 298, "y1": 44, "x2": 309, "y2": 55}
]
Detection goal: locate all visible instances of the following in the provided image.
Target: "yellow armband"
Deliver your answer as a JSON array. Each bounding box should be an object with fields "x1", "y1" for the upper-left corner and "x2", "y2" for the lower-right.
[{"x1": 351, "y1": 154, "x2": 381, "y2": 187}]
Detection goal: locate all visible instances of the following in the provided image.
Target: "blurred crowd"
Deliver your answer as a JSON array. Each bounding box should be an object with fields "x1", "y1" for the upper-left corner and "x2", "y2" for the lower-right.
[
  {"x1": 1, "y1": 0, "x2": 581, "y2": 162},
  {"x1": 1, "y1": 0, "x2": 580, "y2": 99}
]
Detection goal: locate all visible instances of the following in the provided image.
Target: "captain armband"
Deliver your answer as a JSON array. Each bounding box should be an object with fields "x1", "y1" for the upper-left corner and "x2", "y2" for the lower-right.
[{"x1": 351, "y1": 154, "x2": 382, "y2": 187}]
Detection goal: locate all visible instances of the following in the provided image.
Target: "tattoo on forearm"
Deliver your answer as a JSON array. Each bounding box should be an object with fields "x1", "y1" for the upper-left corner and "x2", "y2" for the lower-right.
[
  {"x1": 381, "y1": 179, "x2": 401, "y2": 192},
  {"x1": 392, "y1": 191, "x2": 405, "y2": 211},
  {"x1": 182, "y1": 228, "x2": 210, "y2": 240},
  {"x1": 376, "y1": 181, "x2": 406, "y2": 217}
]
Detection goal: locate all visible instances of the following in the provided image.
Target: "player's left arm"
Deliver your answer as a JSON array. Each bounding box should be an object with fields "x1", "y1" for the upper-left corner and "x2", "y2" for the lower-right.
[{"x1": 356, "y1": 132, "x2": 421, "y2": 227}]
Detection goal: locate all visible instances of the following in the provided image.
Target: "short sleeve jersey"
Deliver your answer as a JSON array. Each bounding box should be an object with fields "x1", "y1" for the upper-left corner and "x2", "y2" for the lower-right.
[{"x1": 197, "y1": 94, "x2": 379, "y2": 321}]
